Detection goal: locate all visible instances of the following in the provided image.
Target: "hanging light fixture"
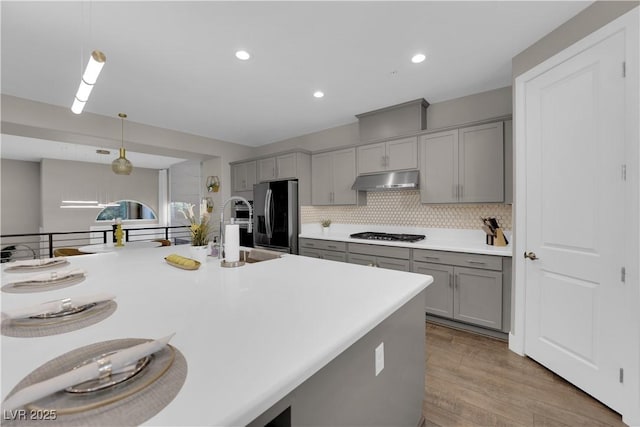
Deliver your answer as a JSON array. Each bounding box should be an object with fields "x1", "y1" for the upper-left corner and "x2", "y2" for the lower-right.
[
  {"x1": 112, "y1": 113, "x2": 133, "y2": 175},
  {"x1": 71, "y1": 50, "x2": 106, "y2": 114}
]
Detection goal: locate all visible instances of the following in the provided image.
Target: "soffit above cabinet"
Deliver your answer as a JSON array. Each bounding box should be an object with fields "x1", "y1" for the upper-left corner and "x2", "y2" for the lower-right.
[{"x1": 356, "y1": 99, "x2": 429, "y2": 143}]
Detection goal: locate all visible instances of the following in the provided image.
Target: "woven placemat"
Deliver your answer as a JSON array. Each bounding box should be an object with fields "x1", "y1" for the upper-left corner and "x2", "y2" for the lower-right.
[
  {"x1": 2, "y1": 301, "x2": 118, "y2": 338},
  {"x1": 2, "y1": 274, "x2": 85, "y2": 294},
  {"x1": 2, "y1": 338, "x2": 187, "y2": 426}
]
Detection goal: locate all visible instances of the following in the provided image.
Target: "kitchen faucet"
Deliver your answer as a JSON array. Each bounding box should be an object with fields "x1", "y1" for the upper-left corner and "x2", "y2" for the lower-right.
[{"x1": 219, "y1": 196, "x2": 253, "y2": 259}]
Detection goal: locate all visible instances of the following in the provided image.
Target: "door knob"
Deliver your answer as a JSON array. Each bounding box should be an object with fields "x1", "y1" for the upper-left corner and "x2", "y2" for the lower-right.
[{"x1": 524, "y1": 251, "x2": 539, "y2": 260}]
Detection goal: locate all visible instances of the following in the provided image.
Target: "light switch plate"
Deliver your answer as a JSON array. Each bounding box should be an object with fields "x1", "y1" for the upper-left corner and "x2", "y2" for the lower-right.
[{"x1": 375, "y1": 342, "x2": 384, "y2": 376}]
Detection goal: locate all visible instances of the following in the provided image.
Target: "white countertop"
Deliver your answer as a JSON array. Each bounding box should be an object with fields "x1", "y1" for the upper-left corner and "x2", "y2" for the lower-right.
[
  {"x1": 78, "y1": 241, "x2": 162, "y2": 253},
  {"x1": 1, "y1": 246, "x2": 430, "y2": 426},
  {"x1": 300, "y1": 223, "x2": 513, "y2": 257}
]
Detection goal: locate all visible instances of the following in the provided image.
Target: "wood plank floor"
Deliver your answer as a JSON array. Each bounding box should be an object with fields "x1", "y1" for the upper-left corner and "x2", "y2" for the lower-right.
[{"x1": 423, "y1": 323, "x2": 625, "y2": 427}]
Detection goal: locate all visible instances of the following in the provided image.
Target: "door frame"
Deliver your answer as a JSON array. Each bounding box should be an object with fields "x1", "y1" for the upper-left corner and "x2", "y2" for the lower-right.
[{"x1": 511, "y1": 7, "x2": 639, "y2": 423}]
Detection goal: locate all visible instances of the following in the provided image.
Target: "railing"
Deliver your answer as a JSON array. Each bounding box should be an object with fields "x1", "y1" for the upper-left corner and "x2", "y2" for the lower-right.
[{"x1": 0, "y1": 226, "x2": 192, "y2": 262}]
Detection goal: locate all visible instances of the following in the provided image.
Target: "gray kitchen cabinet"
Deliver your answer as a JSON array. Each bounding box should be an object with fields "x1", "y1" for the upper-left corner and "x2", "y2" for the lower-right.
[
  {"x1": 232, "y1": 161, "x2": 256, "y2": 192},
  {"x1": 312, "y1": 148, "x2": 363, "y2": 205},
  {"x1": 420, "y1": 130, "x2": 458, "y2": 203},
  {"x1": 413, "y1": 248, "x2": 507, "y2": 332},
  {"x1": 346, "y1": 252, "x2": 377, "y2": 267},
  {"x1": 258, "y1": 157, "x2": 277, "y2": 181},
  {"x1": 275, "y1": 153, "x2": 297, "y2": 179},
  {"x1": 299, "y1": 238, "x2": 347, "y2": 262},
  {"x1": 412, "y1": 262, "x2": 454, "y2": 318},
  {"x1": 357, "y1": 137, "x2": 417, "y2": 175},
  {"x1": 347, "y1": 243, "x2": 411, "y2": 272},
  {"x1": 230, "y1": 150, "x2": 311, "y2": 204},
  {"x1": 375, "y1": 256, "x2": 411, "y2": 272},
  {"x1": 258, "y1": 153, "x2": 302, "y2": 182},
  {"x1": 311, "y1": 152, "x2": 332, "y2": 205},
  {"x1": 420, "y1": 121, "x2": 504, "y2": 203},
  {"x1": 454, "y1": 267, "x2": 503, "y2": 330}
]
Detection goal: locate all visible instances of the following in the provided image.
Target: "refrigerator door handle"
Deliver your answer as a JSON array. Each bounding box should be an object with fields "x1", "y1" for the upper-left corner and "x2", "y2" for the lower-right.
[
  {"x1": 269, "y1": 189, "x2": 276, "y2": 236},
  {"x1": 265, "y1": 188, "x2": 273, "y2": 239}
]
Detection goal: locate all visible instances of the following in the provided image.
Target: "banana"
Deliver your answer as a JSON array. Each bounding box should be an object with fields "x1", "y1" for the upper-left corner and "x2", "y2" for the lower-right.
[{"x1": 165, "y1": 253, "x2": 198, "y2": 268}]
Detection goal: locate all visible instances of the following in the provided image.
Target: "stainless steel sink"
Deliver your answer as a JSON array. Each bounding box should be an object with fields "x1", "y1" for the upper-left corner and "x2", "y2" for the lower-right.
[{"x1": 239, "y1": 249, "x2": 282, "y2": 264}]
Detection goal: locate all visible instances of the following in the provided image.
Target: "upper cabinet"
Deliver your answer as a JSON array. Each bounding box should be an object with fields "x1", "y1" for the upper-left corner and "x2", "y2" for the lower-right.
[
  {"x1": 231, "y1": 160, "x2": 256, "y2": 192},
  {"x1": 357, "y1": 136, "x2": 418, "y2": 175},
  {"x1": 257, "y1": 153, "x2": 300, "y2": 182},
  {"x1": 312, "y1": 148, "x2": 364, "y2": 205},
  {"x1": 420, "y1": 121, "x2": 505, "y2": 204}
]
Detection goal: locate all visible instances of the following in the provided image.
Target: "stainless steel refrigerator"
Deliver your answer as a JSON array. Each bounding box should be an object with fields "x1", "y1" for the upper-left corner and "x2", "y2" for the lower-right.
[{"x1": 253, "y1": 180, "x2": 299, "y2": 254}]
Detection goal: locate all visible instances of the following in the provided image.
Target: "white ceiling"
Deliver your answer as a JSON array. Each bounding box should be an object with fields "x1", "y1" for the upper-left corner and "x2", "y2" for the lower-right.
[{"x1": 1, "y1": 1, "x2": 591, "y2": 148}]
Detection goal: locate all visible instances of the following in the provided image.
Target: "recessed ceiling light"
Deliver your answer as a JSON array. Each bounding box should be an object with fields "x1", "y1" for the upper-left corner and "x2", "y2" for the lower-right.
[
  {"x1": 411, "y1": 53, "x2": 426, "y2": 64},
  {"x1": 235, "y1": 50, "x2": 251, "y2": 60},
  {"x1": 313, "y1": 91, "x2": 324, "y2": 98}
]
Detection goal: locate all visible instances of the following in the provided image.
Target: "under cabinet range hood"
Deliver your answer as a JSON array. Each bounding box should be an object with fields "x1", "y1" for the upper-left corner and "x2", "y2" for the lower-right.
[{"x1": 351, "y1": 170, "x2": 419, "y2": 191}]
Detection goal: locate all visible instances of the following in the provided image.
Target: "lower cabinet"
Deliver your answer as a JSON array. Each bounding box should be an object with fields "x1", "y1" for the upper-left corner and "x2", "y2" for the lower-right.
[
  {"x1": 347, "y1": 243, "x2": 411, "y2": 272},
  {"x1": 454, "y1": 267, "x2": 502, "y2": 329},
  {"x1": 412, "y1": 263, "x2": 454, "y2": 318},
  {"x1": 299, "y1": 239, "x2": 347, "y2": 262},
  {"x1": 300, "y1": 238, "x2": 510, "y2": 333},
  {"x1": 413, "y1": 249, "x2": 506, "y2": 332}
]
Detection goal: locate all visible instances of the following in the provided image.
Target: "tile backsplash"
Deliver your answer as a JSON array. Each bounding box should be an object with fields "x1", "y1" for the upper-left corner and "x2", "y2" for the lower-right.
[{"x1": 301, "y1": 190, "x2": 512, "y2": 230}]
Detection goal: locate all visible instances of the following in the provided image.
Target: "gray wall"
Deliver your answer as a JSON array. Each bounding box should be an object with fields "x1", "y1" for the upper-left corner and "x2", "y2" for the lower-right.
[
  {"x1": 1, "y1": 159, "x2": 40, "y2": 235},
  {"x1": 252, "y1": 86, "x2": 512, "y2": 156},
  {"x1": 512, "y1": 1, "x2": 638, "y2": 78},
  {"x1": 426, "y1": 86, "x2": 512, "y2": 130},
  {"x1": 40, "y1": 159, "x2": 159, "y2": 232}
]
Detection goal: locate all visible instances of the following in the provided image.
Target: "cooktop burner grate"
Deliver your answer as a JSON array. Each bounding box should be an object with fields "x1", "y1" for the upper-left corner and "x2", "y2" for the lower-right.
[{"x1": 349, "y1": 232, "x2": 426, "y2": 243}]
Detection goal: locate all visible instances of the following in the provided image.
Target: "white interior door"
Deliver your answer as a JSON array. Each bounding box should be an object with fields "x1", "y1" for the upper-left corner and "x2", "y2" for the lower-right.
[{"x1": 523, "y1": 30, "x2": 626, "y2": 412}]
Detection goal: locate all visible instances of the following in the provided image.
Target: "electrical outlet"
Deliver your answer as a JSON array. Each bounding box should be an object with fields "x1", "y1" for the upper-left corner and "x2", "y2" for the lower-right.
[{"x1": 375, "y1": 342, "x2": 384, "y2": 376}]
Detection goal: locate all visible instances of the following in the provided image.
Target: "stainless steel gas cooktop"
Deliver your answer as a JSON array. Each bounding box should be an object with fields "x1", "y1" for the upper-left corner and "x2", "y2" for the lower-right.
[{"x1": 349, "y1": 232, "x2": 426, "y2": 243}]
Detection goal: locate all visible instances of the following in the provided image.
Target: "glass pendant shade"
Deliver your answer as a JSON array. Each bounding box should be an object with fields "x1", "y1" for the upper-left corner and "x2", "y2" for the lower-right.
[
  {"x1": 112, "y1": 113, "x2": 133, "y2": 175},
  {"x1": 112, "y1": 147, "x2": 133, "y2": 175}
]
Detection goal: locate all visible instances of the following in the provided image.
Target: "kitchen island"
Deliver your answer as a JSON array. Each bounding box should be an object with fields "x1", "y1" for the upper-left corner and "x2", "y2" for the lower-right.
[{"x1": 1, "y1": 246, "x2": 431, "y2": 426}]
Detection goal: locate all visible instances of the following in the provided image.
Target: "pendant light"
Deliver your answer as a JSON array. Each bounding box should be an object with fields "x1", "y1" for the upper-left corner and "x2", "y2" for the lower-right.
[
  {"x1": 71, "y1": 50, "x2": 106, "y2": 114},
  {"x1": 112, "y1": 113, "x2": 133, "y2": 175}
]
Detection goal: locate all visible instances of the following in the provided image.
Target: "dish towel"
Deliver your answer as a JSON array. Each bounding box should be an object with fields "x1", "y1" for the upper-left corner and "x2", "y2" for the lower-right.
[
  {"x1": 1, "y1": 293, "x2": 116, "y2": 322},
  {"x1": 1, "y1": 333, "x2": 175, "y2": 411}
]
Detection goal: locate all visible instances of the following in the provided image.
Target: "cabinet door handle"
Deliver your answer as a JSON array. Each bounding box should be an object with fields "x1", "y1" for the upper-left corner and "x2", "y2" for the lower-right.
[
  {"x1": 423, "y1": 255, "x2": 440, "y2": 261},
  {"x1": 454, "y1": 275, "x2": 458, "y2": 289},
  {"x1": 459, "y1": 184, "x2": 463, "y2": 199},
  {"x1": 467, "y1": 260, "x2": 486, "y2": 265},
  {"x1": 327, "y1": 245, "x2": 337, "y2": 249},
  {"x1": 449, "y1": 273, "x2": 453, "y2": 288}
]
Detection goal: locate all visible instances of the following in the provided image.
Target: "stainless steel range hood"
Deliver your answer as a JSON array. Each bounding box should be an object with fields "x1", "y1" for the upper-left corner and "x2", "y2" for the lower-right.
[{"x1": 351, "y1": 170, "x2": 419, "y2": 191}]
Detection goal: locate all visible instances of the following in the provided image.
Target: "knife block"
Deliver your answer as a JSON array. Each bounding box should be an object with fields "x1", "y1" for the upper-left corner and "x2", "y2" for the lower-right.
[
  {"x1": 486, "y1": 228, "x2": 508, "y2": 246},
  {"x1": 493, "y1": 228, "x2": 508, "y2": 247}
]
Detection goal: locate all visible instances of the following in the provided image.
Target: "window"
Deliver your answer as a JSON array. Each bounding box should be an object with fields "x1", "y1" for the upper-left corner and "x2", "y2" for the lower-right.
[{"x1": 96, "y1": 200, "x2": 157, "y2": 221}]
